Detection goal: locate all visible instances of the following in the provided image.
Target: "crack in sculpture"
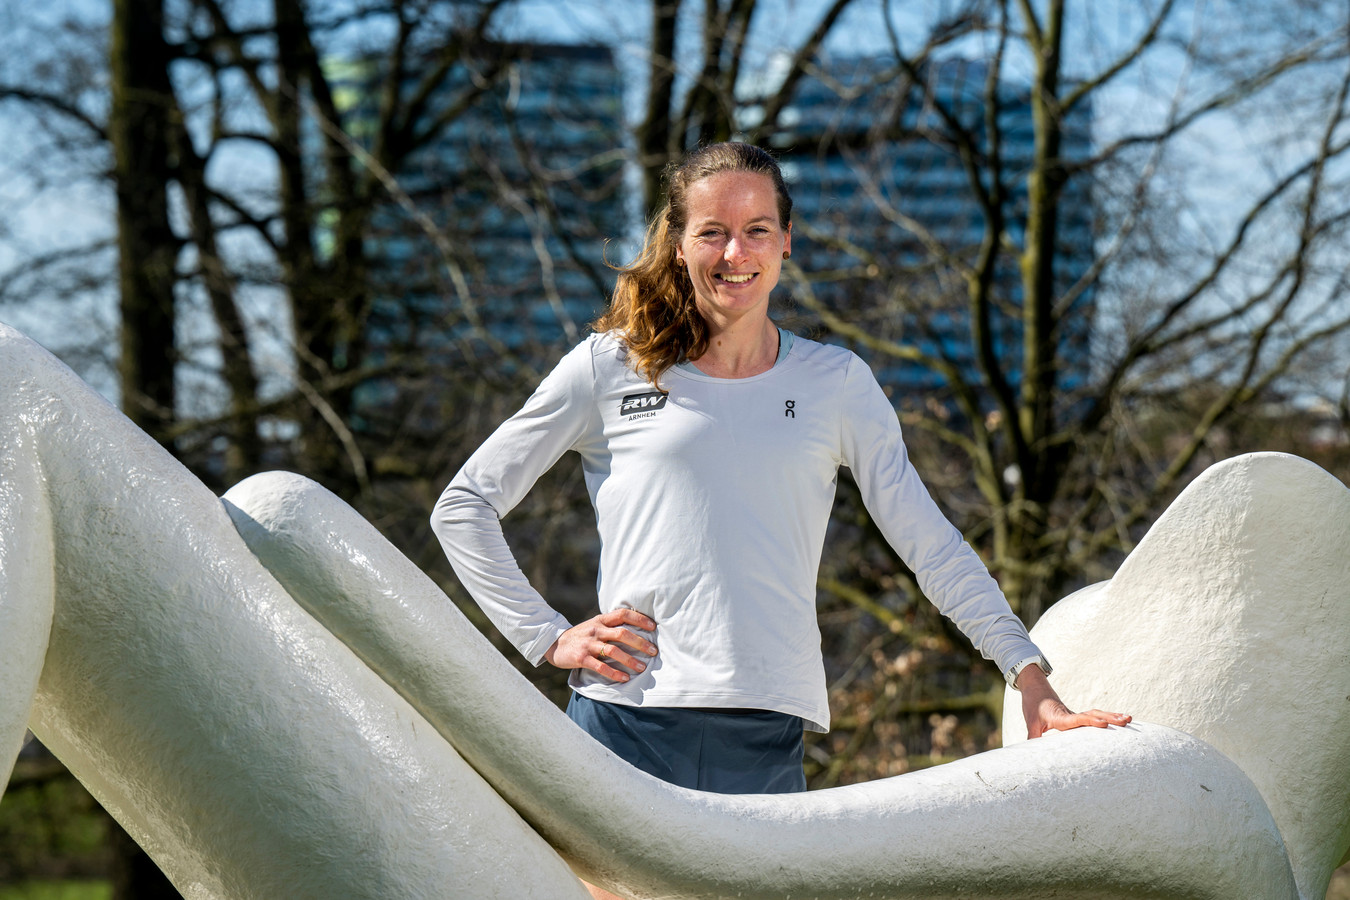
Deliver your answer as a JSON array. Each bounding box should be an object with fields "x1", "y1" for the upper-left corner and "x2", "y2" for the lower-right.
[{"x1": 1, "y1": 322, "x2": 1346, "y2": 899}]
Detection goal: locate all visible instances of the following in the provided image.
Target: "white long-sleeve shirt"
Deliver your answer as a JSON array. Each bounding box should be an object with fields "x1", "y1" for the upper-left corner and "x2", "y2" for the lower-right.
[{"x1": 431, "y1": 330, "x2": 1041, "y2": 731}]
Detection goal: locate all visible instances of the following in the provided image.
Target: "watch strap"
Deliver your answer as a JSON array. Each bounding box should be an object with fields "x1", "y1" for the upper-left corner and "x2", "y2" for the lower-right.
[{"x1": 1006, "y1": 655, "x2": 1052, "y2": 691}]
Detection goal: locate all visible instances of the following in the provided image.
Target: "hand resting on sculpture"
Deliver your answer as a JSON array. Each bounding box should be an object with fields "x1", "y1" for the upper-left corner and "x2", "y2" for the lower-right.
[{"x1": 1016, "y1": 663, "x2": 1132, "y2": 739}]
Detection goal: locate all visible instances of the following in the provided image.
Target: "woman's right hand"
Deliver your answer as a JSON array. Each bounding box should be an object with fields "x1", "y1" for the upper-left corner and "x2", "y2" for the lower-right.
[{"x1": 544, "y1": 609, "x2": 658, "y2": 683}]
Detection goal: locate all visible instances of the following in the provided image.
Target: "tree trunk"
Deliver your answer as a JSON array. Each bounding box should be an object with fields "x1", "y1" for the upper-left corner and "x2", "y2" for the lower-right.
[
  {"x1": 1010, "y1": 0, "x2": 1069, "y2": 624},
  {"x1": 109, "y1": 0, "x2": 179, "y2": 448},
  {"x1": 638, "y1": 0, "x2": 680, "y2": 217}
]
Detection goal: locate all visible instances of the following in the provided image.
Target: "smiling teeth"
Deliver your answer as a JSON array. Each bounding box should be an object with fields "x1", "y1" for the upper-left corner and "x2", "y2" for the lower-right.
[{"x1": 720, "y1": 273, "x2": 754, "y2": 283}]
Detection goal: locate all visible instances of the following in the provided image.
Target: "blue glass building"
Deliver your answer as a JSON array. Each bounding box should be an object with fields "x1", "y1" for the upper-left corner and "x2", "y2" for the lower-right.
[
  {"x1": 330, "y1": 42, "x2": 625, "y2": 425},
  {"x1": 760, "y1": 57, "x2": 1095, "y2": 408}
]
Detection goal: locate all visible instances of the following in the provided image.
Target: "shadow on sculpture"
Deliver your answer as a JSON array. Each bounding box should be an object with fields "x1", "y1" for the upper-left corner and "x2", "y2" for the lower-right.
[{"x1": 1, "y1": 321, "x2": 1346, "y2": 899}]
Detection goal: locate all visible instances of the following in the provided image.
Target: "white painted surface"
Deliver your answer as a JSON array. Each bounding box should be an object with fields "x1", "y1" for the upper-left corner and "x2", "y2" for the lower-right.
[
  {"x1": 1003, "y1": 452, "x2": 1350, "y2": 900},
  {"x1": 0, "y1": 321, "x2": 1335, "y2": 898},
  {"x1": 0, "y1": 370, "x2": 54, "y2": 790},
  {"x1": 0, "y1": 324, "x2": 589, "y2": 899},
  {"x1": 227, "y1": 469, "x2": 1301, "y2": 899}
]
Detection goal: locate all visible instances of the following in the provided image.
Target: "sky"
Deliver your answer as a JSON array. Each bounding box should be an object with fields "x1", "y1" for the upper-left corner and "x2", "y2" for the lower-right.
[{"x1": 0, "y1": 0, "x2": 1344, "y2": 404}]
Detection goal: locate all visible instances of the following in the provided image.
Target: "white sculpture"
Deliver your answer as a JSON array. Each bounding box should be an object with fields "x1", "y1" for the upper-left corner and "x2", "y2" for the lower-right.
[
  {"x1": 1, "y1": 320, "x2": 1344, "y2": 899},
  {"x1": 1002, "y1": 449, "x2": 1350, "y2": 900}
]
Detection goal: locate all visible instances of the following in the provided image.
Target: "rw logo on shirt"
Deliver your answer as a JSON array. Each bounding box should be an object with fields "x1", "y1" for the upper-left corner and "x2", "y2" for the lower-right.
[{"x1": 620, "y1": 391, "x2": 668, "y2": 418}]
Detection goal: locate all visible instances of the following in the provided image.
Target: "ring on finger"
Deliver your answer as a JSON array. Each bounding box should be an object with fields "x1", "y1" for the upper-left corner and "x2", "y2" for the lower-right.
[{"x1": 596, "y1": 644, "x2": 608, "y2": 659}]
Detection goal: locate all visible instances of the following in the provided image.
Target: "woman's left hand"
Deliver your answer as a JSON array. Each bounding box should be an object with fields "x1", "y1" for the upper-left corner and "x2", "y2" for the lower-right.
[{"x1": 1016, "y1": 663, "x2": 1132, "y2": 739}]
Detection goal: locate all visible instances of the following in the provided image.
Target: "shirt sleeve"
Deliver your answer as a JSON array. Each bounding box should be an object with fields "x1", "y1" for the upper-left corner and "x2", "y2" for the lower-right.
[
  {"x1": 838, "y1": 354, "x2": 1042, "y2": 678},
  {"x1": 430, "y1": 339, "x2": 599, "y2": 665}
]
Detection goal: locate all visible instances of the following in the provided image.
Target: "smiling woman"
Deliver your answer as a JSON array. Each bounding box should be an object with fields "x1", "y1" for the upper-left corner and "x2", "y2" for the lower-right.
[{"x1": 430, "y1": 140, "x2": 1128, "y2": 900}]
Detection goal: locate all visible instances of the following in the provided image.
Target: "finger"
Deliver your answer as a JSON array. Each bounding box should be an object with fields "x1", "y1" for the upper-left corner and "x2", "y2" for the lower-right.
[
  {"x1": 1051, "y1": 711, "x2": 1131, "y2": 732},
  {"x1": 603, "y1": 625, "x2": 658, "y2": 657},
  {"x1": 595, "y1": 641, "x2": 647, "y2": 675},
  {"x1": 1079, "y1": 710, "x2": 1133, "y2": 726},
  {"x1": 583, "y1": 646, "x2": 632, "y2": 683},
  {"x1": 601, "y1": 608, "x2": 658, "y2": 633}
]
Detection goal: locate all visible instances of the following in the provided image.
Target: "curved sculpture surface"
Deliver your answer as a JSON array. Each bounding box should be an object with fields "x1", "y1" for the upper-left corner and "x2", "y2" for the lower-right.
[
  {"x1": 0, "y1": 326, "x2": 589, "y2": 899},
  {"x1": 0, "y1": 320, "x2": 1342, "y2": 898},
  {"x1": 1002, "y1": 450, "x2": 1350, "y2": 900}
]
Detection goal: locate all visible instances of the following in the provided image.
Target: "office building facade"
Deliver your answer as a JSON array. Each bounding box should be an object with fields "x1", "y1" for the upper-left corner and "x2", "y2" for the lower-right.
[
  {"x1": 760, "y1": 57, "x2": 1095, "y2": 407},
  {"x1": 330, "y1": 42, "x2": 625, "y2": 426}
]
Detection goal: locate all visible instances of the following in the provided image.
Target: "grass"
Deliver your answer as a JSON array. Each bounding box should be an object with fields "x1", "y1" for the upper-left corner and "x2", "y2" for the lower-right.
[{"x1": 0, "y1": 883, "x2": 111, "y2": 900}]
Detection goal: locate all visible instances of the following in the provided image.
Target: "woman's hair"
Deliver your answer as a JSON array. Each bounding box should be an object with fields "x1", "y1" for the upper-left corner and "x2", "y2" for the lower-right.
[{"x1": 592, "y1": 141, "x2": 793, "y2": 387}]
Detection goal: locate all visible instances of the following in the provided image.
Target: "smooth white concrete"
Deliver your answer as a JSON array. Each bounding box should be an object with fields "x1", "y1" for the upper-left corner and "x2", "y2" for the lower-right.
[
  {"x1": 226, "y1": 471, "x2": 1296, "y2": 899},
  {"x1": 0, "y1": 320, "x2": 1337, "y2": 898},
  {"x1": 0, "y1": 375, "x2": 54, "y2": 793},
  {"x1": 0, "y1": 323, "x2": 589, "y2": 900},
  {"x1": 1002, "y1": 451, "x2": 1350, "y2": 900}
]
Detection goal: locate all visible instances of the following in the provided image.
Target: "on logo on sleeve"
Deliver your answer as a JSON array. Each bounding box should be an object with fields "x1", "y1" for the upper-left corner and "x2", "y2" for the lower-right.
[{"x1": 620, "y1": 391, "x2": 668, "y2": 418}]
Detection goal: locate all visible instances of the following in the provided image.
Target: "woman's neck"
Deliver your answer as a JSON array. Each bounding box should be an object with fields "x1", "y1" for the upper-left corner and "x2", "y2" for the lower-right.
[{"x1": 689, "y1": 315, "x2": 779, "y2": 379}]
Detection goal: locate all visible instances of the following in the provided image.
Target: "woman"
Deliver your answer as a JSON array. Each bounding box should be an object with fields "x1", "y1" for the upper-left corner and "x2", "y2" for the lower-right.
[{"x1": 431, "y1": 142, "x2": 1128, "y2": 805}]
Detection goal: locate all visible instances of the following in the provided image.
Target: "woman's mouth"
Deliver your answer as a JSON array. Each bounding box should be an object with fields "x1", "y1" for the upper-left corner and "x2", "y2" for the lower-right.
[{"x1": 716, "y1": 272, "x2": 757, "y2": 284}]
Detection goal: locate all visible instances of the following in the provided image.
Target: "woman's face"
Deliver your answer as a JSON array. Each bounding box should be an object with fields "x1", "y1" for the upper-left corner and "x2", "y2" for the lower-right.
[{"x1": 675, "y1": 171, "x2": 791, "y2": 329}]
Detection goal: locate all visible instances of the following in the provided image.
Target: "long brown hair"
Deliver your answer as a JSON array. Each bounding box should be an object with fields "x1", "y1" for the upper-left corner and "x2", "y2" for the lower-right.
[{"x1": 593, "y1": 142, "x2": 793, "y2": 387}]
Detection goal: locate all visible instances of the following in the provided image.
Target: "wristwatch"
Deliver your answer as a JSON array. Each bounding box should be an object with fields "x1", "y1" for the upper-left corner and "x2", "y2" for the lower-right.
[{"x1": 1006, "y1": 655, "x2": 1053, "y2": 691}]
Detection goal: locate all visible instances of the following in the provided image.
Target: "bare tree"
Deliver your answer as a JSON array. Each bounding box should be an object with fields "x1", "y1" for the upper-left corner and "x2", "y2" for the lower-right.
[{"x1": 772, "y1": 0, "x2": 1350, "y2": 623}]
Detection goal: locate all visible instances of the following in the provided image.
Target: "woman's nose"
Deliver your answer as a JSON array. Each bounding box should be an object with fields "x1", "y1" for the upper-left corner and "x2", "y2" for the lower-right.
[{"x1": 724, "y1": 237, "x2": 748, "y2": 263}]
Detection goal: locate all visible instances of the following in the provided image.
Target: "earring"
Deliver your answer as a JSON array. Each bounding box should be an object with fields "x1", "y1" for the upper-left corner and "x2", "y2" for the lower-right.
[
  {"x1": 782, "y1": 251, "x2": 790, "y2": 260},
  {"x1": 676, "y1": 258, "x2": 685, "y2": 267}
]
